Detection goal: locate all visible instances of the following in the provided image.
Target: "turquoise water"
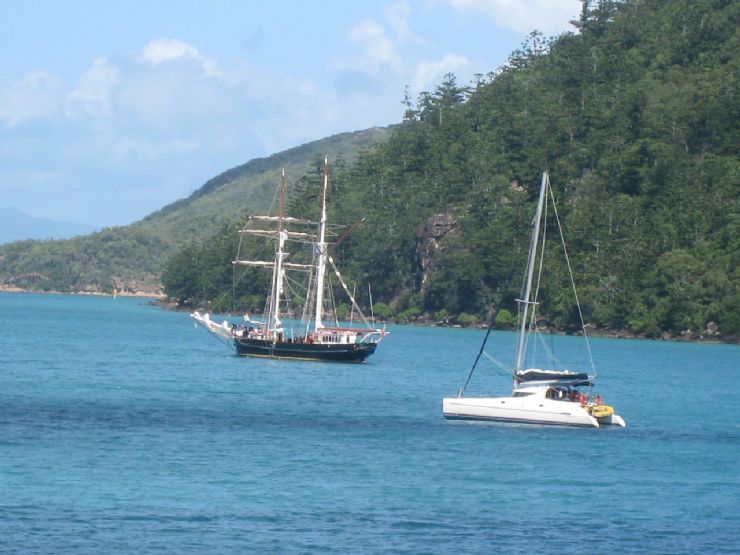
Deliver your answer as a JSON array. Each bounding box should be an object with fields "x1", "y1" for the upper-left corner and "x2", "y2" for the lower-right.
[{"x1": 1, "y1": 292, "x2": 738, "y2": 554}]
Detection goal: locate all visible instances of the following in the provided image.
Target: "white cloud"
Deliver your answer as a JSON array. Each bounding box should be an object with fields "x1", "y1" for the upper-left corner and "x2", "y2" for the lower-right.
[
  {"x1": 140, "y1": 38, "x2": 220, "y2": 77},
  {"x1": 67, "y1": 57, "x2": 119, "y2": 117},
  {"x1": 443, "y1": 0, "x2": 579, "y2": 35},
  {"x1": 112, "y1": 41, "x2": 236, "y2": 135},
  {"x1": 0, "y1": 71, "x2": 64, "y2": 127},
  {"x1": 413, "y1": 53, "x2": 471, "y2": 92},
  {"x1": 345, "y1": 18, "x2": 403, "y2": 74},
  {"x1": 0, "y1": 31, "x2": 410, "y2": 225},
  {"x1": 384, "y1": 0, "x2": 422, "y2": 43}
]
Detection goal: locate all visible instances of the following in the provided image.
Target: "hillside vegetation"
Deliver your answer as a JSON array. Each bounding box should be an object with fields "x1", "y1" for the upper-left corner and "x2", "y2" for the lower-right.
[
  {"x1": 163, "y1": 0, "x2": 739, "y2": 340},
  {"x1": 0, "y1": 128, "x2": 391, "y2": 294}
]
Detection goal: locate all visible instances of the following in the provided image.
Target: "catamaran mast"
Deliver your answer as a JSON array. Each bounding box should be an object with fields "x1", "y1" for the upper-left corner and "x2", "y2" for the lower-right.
[
  {"x1": 515, "y1": 171, "x2": 549, "y2": 372},
  {"x1": 313, "y1": 158, "x2": 330, "y2": 331}
]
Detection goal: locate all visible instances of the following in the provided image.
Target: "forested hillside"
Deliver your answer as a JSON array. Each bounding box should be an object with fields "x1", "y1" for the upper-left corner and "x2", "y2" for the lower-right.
[
  {"x1": 0, "y1": 128, "x2": 391, "y2": 294},
  {"x1": 163, "y1": 0, "x2": 738, "y2": 340}
]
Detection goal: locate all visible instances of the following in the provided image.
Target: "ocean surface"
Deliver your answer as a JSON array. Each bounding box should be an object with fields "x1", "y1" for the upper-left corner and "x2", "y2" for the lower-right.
[{"x1": 1, "y1": 292, "x2": 738, "y2": 554}]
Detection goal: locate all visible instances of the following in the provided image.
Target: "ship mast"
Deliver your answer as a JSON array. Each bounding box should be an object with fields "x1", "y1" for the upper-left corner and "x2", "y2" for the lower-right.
[
  {"x1": 313, "y1": 158, "x2": 330, "y2": 331},
  {"x1": 267, "y1": 169, "x2": 288, "y2": 334},
  {"x1": 515, "y1": 171, "x2": 548, "y2": 372}
]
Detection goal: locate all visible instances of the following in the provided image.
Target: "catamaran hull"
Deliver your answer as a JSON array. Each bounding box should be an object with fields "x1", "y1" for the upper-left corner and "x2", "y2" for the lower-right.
[
  {"x1": 595, "y1": 413, "x2": 626, "y2": 427},
  {"x1": 442, "y1": 396, "x2": 601, "y2": 427},
  {"x1": 234, "y1": 337, "x2": 377, "y2": 362}
]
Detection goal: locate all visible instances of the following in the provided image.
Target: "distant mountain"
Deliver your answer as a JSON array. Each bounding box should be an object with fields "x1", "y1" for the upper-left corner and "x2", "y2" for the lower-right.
[
  {"x1": 0, "y1": 127, "x2": 393, "y2": 294},
  {"x1": 0, "y1": 207, "x2": 98, "y2": 244},
  {"x1": 135, "y1": 126, "x2": 394, "y2": 245}
]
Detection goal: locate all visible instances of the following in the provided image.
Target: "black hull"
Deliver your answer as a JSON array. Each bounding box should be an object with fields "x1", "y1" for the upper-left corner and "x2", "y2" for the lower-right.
[{"x1": 233, "y1": 337, "x2": 377, "y2": 362}]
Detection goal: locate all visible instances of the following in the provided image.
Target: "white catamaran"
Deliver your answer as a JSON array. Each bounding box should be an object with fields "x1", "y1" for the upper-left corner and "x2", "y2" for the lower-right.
[
  {"x1": 192, "y1": 159, "x2": 387, "y2": 362},
  {"x1": 443, "y1": 172, "x2": 626, "y2": 428}
]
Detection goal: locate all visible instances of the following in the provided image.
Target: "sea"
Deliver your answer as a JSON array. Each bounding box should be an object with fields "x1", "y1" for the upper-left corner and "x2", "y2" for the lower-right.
[{"x1": 1, "y1": 292, "x2": 738, "y2": 554}]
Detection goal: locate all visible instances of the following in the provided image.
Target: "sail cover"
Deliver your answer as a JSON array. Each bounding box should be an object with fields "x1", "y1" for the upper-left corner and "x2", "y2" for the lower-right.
[{"x1": 515, "y1": 369, "x2": 592, "y2": 386}]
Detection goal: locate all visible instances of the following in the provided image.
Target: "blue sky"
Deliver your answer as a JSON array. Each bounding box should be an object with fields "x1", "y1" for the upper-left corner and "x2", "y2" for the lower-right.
[{"x1": 0, "y1": 0, "x2": 580, "y2": 227}]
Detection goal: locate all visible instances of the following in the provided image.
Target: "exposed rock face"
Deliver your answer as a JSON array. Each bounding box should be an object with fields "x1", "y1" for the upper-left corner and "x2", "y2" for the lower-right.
[{"x1": 415, "y1": 212, "x2": 457, "y2": 287}]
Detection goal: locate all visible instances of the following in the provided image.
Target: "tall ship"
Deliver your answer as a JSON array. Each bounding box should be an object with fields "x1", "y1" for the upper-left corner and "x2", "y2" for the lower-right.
[
  {"x1": 192, "y1": 159, "x2": 387, "y2": 362},
  {"x1": 443, "y1": 172, "x2": 625, "y2": 427}
]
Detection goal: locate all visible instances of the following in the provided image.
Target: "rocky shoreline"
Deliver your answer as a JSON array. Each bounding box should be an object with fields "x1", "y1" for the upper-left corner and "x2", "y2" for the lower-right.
[
  {"x1": 0, "y1": 285, "x2": 165, "y2": 299},
  {"x1": 2, "y1": 287, "x2": 735, "y2": 344},
  {"x1": 429, "y1": 320, "x2": 734, "y2": 344},
  {"x1": 161, "y1": 300, "x2": 736, "y2": 345}
]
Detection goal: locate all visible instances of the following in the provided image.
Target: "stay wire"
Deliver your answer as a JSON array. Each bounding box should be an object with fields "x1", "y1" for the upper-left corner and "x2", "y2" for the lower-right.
[{"x1": 548, "y1": 184, "x2": 597, "y2": 376}]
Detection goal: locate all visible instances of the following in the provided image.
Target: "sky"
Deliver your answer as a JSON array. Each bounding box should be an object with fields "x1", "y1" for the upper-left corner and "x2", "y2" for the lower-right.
[{"x1": 0, "y1": 0, "x2": 581, "y2": 228}]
